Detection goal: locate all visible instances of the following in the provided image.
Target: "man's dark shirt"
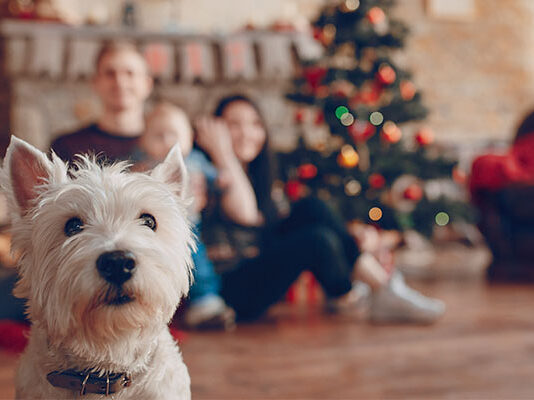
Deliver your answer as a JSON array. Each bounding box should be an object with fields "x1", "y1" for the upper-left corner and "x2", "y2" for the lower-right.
[{"x1": 50, "y1": 123, "x2": 141, "y2": 163}]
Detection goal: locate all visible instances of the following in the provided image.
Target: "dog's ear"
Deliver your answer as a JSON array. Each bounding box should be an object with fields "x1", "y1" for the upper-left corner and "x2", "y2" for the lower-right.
[
  {"x1": 3, "y1": 136, "x2": 55, "y2": 215},
  {"x1": 150, "y1": 143, "x2": 188, "y2": 200}
]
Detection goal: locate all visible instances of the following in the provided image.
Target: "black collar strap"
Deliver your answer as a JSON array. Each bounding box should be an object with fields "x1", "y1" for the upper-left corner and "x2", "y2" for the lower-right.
[{"x1": 46, "y1": 369, "x2": 131, "y2": 396}]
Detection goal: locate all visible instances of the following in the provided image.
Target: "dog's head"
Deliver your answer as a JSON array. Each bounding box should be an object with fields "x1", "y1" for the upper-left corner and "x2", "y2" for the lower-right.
[{"x1": 2, "y1": 136, "x2": 194, "y2": 352}]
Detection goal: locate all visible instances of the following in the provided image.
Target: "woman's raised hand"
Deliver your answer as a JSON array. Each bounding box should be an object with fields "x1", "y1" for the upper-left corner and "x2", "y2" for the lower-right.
[{"x1": 195, "y1": 117, "x2": 235, "y2": 165}]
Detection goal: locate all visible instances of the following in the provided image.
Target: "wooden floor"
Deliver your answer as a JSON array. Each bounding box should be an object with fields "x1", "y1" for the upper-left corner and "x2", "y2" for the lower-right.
[{"x1": 2, "y1": 278, "x2": 534, "y2": 399}]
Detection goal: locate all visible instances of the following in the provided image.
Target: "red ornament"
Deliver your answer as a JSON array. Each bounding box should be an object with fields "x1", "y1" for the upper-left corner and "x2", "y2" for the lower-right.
[
  {"x1": 400, "y1": 80, "x2": 416, "y2": 101},
  {"x1": 415, "y1": 127, "x2": 435, "y2": 146},
  {"x1": 357, "y1": 81, "x2": 383, "y2": 106},
  {"x1": 286, "y1": 180, "x2": 306, "y2": 201},
  {"x1": 303, "y1": 67, "x2": 327, "y2": 90},
  {"x1": 349, "y1": 121, "x2": 376, "y2": 142},
  {"x1": 381, "y1": 121, "x2": 402, "y2": 143},
  {"x1": 376, "y1": 64, "x2": 396, "y2": 85},
  {"x1": 298, "y1": 164, "x2": 318, "y2": 180},
  {"x1": 369, "y1": 173, "x2": 386, "y2": 189},
  {"x1": 403, "y1": 184, "x2": 424, "y2": 201},
  {"x1": 367, "y1": 7, "x2": 386, "y2": 25}
]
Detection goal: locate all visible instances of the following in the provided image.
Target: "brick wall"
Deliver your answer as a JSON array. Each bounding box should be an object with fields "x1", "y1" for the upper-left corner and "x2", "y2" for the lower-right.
[{"x1": 393, "y1": 0, "x2": 534, "y2": 145}]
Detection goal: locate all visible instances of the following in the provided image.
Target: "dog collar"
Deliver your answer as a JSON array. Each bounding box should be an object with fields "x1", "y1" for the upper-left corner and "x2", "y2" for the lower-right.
[{"x1": 46, "y1": 369, "x2": 131, "y2": 396}]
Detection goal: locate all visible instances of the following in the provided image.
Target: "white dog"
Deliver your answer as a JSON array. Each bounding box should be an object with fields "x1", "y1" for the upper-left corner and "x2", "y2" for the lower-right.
[{"x1": 2, "y1": 136, "x2": 195, "y2": 399}]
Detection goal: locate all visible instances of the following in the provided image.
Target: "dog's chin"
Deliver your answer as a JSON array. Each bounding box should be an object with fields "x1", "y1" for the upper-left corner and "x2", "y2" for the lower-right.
[
  {"x1": 100, "y1": 285, "x2": 136, "y2": 307},
  {"x1": 106, "y1": 292, "x2": 134, "y2": 306}
]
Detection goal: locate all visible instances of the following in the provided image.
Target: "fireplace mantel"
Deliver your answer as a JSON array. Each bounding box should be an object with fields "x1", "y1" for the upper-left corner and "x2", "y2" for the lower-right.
[{"x1": 0, "y1": 19, "x2": 321, "y2": 155}]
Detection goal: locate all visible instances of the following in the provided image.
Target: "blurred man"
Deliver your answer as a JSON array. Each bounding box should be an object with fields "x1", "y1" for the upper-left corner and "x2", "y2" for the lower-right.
[{"x1": 51, "y1": 40, "x2": 153, "y2": 162}]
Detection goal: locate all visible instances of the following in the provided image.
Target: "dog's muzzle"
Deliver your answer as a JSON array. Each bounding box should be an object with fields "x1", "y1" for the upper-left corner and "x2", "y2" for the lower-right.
[{"x1": 96, "y1": 250, "x2": 136, "y2": 286}]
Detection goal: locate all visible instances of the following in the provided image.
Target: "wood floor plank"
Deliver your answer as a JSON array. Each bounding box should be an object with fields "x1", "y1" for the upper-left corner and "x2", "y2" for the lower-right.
[{"x1": 1, "y1": 279, "x2": 533, "y2": 399}]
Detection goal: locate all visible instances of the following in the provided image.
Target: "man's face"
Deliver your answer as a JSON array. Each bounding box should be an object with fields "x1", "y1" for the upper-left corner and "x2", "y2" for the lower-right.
[{"x1": 93, "y1": 50, "x2": 153, "y2": 113}]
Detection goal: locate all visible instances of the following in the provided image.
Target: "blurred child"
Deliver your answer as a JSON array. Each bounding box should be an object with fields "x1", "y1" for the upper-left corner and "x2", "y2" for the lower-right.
[{"x1": 135, "y1": 102, "x2": 235, "y2": 330}]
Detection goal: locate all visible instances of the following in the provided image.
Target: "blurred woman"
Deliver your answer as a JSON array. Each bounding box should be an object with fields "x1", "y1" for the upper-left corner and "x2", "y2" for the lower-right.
[{"x1": 196, "y1": 94, "x2": 445, "y2": 323}]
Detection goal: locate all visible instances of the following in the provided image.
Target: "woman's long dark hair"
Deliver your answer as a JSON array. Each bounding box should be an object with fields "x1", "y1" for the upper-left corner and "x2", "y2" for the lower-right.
[
  {"x1": 214, "y1": 94, "x2": 278, "y2": 224},
  {"x1": 515, "y1": 110, "x2": 534, "y2": 142}
]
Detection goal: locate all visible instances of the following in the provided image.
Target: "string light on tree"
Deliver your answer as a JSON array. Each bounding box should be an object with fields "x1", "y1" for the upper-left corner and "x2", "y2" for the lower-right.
[
  {"x1": 344, "y1": 179, "x2": 362, "y2": 196},
  {"x1": 369, "y1": 207, "x2": 383, "y2": 221},
  {"x1": 369, "y1": 111, "x2": 384, "y2": 126},
  {"x1": 340, "y1": 0, "x2": 360, "y2": 13},
  {"x1": 340, "y1": 112, "x2": 355, "y2": 126},
  {"x1": 337, "y1": 145, "x2": 359, "y2": 168},
  {"x1": 435, "y1": 212, "x2": 450, "y2": 226},
  {"x1": 335, "y1": 106, "x2": 349, "y2": 119}
]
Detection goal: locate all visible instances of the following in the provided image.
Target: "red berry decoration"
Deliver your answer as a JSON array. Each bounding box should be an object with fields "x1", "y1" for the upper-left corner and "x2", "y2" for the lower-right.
[
  {"x1": 286, "y1": 180, "x2": 306, "y2": 202},
  {"x1": 403, "y1": 183, "x2": 423, "y2": 201},
  {"x1": 415, "y1": 127, "x2": 434, "y2": 146},
  {"x1": 369, "y1": 173, "x2": 386, "y2": 189},
  {"x1": 298, "y1": 164, "x2": 318, "y2": 180},
  {"x1": 376, "y1": 64, "x2": 396, "y2": 85}
]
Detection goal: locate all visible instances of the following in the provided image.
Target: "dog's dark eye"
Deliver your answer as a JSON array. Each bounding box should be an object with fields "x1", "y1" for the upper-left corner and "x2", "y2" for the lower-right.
[
  {"x1": 140, "y1": 213, "x2": 157, "y2": 231},
  {"x1": 64, "y1": 217, "x2": 84, "y2": 237}
]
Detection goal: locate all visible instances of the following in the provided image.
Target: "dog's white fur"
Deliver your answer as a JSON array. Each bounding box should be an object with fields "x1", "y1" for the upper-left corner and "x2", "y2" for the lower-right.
[{"x1": 2, "y1": 136, "x2": 195, "y2": 399}]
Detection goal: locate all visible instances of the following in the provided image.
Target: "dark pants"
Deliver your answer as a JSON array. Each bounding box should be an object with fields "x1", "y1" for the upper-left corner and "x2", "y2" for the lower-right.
[
  {"x1": 0, "y1": 272, "x2": 26, "y2": 322},
  {"x1": 221, "y1": 197, "x2": 360, "y2": 320}
]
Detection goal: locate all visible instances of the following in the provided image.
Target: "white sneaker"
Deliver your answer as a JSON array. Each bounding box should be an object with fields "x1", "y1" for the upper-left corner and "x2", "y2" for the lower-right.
[
  {"x1": 370, "y1": 272, "x2": 445, "y2": 324},
  {"x1": 184, "y1": 295, "x2": 236, "y2": 330},
  {"x1": 326, "y1": 281, "x2": 371, "y2": 314}
]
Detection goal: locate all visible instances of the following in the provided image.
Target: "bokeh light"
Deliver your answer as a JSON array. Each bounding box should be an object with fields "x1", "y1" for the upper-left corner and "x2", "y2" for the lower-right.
[
  {"x1": 435, "y1": 212, "x2": 450, "y2": 226},
  {"x1": 369, "y1": 207, "x2": 383, "y2": 221},
  {"x1": 369, "y1": 111, "x2": 384, "y2": 126},
  {"x1": 340, "y1": 113, "x2": 355, "y2": 126},
  {"x1": 345, "y1": 180, "x2": 362, "y2": 196},
  {"x1": 335, "y1": 106, "x2": 349, "y2": 119},
  {"x1": 344, "y1": 0, "x2": 360, "y2": 12}
]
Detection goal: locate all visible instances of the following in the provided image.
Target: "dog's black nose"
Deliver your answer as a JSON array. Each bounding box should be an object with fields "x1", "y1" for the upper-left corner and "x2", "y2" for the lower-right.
[{"x1": 96, "y1": 250, "x2": 136, "y2": 286}]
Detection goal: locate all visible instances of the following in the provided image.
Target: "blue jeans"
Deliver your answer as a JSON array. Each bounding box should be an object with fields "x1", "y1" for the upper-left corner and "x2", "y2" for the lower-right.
[{"x1": 189, "y1": 223, "x2": 222, "y2": 304}]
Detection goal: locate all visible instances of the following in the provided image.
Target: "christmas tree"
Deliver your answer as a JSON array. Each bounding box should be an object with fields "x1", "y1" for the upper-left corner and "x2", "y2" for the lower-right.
[{"x1": 281, "y1": 0, "x2": 474, "y2": 237}]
